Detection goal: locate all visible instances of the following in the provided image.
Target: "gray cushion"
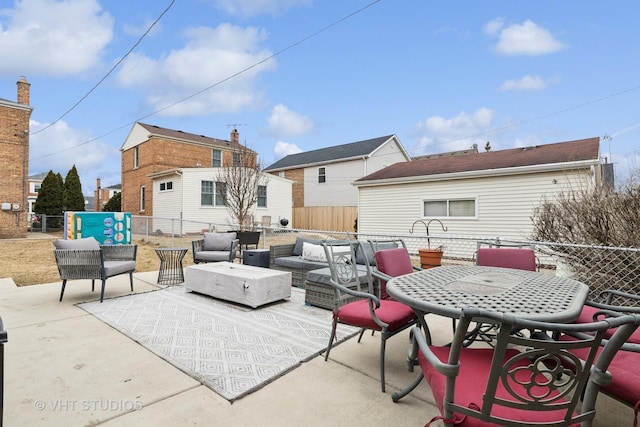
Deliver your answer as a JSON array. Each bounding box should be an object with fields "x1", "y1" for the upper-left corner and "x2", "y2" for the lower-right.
[
  {"x1": 292, "y1": 236, "x2": 323, "y2": 256},
  {"x1": 103, "y1": 260, "x2": 136, "y2": 276},
  {"x1": 306, "y1": 266, "x2": 371, "y2": 286},
  {"x1": 53, "y1": 237, "x2": 100, "y2": 250},
  {"x1": 273, "y1": 256, "x2": 328, "y2": 271},
  {"x1": 195, "y1": 251, "x2": 231, "y2": 262},
  {"x1": 203, "y1": 232, "x2": 236, "y2": 251}
]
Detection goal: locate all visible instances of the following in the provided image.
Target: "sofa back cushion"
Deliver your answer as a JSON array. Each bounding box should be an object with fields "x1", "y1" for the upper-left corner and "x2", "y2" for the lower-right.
[
  {"x1": 292, "y1": 236, "x2": 323, "y2": 256},
  {"x1": 203, "y1": 232, "x2": 236, "y2": 251},
  {"x1": 53, "y1": 237, "x2": 100, "y2": 250}
]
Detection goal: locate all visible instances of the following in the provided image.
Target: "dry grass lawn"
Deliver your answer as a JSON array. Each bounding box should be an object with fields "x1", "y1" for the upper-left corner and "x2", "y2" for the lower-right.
[{"x1": 0, "y1": 231, "x2": 305, "y2": 286}]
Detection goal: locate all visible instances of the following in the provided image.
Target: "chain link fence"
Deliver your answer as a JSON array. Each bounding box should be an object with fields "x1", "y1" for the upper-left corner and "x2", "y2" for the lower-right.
[{"x1": 30, "y1": 214, "x2": 640, "y2": 301}]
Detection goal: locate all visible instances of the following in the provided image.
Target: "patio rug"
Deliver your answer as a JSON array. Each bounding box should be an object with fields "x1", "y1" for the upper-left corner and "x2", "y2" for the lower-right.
[{"x1": 78, "y1": 286, "x2": 358, "y2": 402}]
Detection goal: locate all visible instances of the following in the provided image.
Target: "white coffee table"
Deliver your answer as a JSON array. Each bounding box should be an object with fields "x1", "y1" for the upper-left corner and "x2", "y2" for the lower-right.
[{"x1": 185, "y1": 262, "x2": 292, "y2": 308}]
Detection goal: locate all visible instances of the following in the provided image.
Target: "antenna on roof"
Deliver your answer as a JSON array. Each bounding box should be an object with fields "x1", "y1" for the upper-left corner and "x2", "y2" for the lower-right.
[{"x1": 226, "y1": 123, "x2": 246, "y2": 129}]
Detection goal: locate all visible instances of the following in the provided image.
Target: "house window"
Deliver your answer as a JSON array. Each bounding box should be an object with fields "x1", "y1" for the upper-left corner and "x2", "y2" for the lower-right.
[
  {"x1": 424, "y1": 199, "x2": 475, "y2": 218},
  {"x1": 278, "y1": 171, "x2": 285, "y2": 178},
  {"x1": 318, "y1": 167, "x2": 326, "y2": 183},
  {"x1": 215, "y1": 181, "x2": 227, "y2": 206},
  {"x1": 34, "y1": 184, "x2": 41, "y2": 193},
  {"x1": 134, "y1": 147, "x2": 139, "y2": 169},
  {"x1": 212, "y1": 149, "x2": 222, "y2": 167},
  {"x1": 201, "y1": 181, "x2": 226, "y2": 206},
  {"x1": 159, "y1": 181, "x2": 173, "y2": 192},
  {"x1": 232, "y1": 152, "x2": 241, "y2": 167},
  {"x1": 257, "y1": 185, "x2": 267, "y2": 207},
  {"x1": 140, "y1": 186, "x2": 145, "y2": 212}
]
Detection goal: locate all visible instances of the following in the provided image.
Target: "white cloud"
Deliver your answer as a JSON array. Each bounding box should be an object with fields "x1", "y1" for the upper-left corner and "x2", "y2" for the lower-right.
[
  {"x1": 483, "y1": 18, "x2": 505, "y2": 36},
  {"x1": 210, "y1": 0, "x2": 312, "y2": 18},
  {"x1": 0, "y1": 0, "x2": 113, "y2": 76},
  {"x1": 116, "y1": 23, "x2": 276, "y2": 116},
  {"x1": 265, "y1": 104, "x2": 314, "y2": 138},
  {"x1": 274, "y1": 141, "x2": 302, "y2": 158},
  {"x1": 29, "y1": 119, "x2": 120, "y2": 193},
  {"x1": 488, "y1": 19, "x2": 566, "y2": 56},
  {"x1": 500, "y1": 75, "x2": 552, "y2": 92},
  {"x1": 414, "y1": 108, "x2": 495, "y2": 154}
]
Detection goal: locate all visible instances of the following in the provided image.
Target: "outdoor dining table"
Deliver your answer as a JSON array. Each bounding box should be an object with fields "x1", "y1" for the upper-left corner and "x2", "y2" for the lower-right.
[{"x1": 386, "y1": 265, "x2": 590, "y2": 329}]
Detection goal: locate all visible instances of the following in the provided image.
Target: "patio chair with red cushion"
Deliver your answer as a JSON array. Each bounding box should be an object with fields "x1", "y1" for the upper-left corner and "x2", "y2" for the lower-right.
[
  {"x1": 322, "y1": 239, "x2": 418, "y2": 393},
  {"x1": 566, "y1": 289, "x2": 640, "y2": 425},
  {"x1": 371, "y1": 239, "x2": 422, "y2": 300},
  {"x1": 392, "y1": 306, "x2": 640, "y2": 427}
]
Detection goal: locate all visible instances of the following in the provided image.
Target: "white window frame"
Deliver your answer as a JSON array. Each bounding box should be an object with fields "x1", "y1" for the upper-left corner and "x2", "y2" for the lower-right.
[
  {"x1": 318, "y1": 167, "x2": 326, "y2": 183},
  {"x1": 423, "y1": 198, "x2": 477, "y2": 219},
  {"x1": 139, "y1": 185, "x2": 145, "y2": 212},
  {"x1": 201, "y1": 180, "x2": 226, "y2": 206},
  {"x1": 257, "y1": 185, "x2": 267, "y2": 208},
  {"x1": 212, "y1": 149, "x2": 222, "y2": 168},
  {"x1": 134, "y1": 146, "x2": 139, "y2": 169},
  {"x1": 159, "y1": 181, "x2": 173, "y2": 192}
]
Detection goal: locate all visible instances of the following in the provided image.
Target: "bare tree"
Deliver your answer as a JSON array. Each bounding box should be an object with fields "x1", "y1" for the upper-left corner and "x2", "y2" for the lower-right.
[{"x1": 217, "y1": 144, "x2": 269, "y2": 230}]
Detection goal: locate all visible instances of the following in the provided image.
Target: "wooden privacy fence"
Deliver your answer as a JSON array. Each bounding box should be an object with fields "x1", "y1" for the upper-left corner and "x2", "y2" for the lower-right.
[{"x1": 292, "y1": 206, "x2": 358, "y2": 232}]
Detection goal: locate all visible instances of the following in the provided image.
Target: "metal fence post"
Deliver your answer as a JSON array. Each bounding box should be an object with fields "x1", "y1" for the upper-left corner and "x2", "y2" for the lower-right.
[{"x1": 0, "y1": 316, "x2": 7, "y2": 427}]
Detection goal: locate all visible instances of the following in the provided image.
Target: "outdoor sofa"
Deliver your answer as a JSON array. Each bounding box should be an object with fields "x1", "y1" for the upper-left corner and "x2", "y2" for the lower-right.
[{"x1": 269, "y1": 236, "x2": 386, "y2": 309}]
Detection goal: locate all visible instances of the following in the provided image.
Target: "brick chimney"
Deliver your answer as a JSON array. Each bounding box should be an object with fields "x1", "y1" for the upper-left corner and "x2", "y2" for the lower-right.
[
  {"x1": 230, "y1": 128, "x2": 239, "y2": 144},
  {"x1": 17, "y1": 76, "x2": 30, "y2": 105}
]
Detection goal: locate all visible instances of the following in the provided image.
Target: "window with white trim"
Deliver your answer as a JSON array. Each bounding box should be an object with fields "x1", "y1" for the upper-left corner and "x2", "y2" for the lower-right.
[
  {"x1": 424, "y1": 198, "x2": 476, "y2": 218},
  {"x1": 159, "y1": 181, "x2": 173, "y2": 192},
  {"x1": 201, "y1": 180, "x2": 227, "y2": 206},
  {"x1": 257, "y1": 185, "x2": 267, "y2": 207},
  {"x1": 212, "y1": 149, "x2": 222, "y2": 167},
  {"x1": 134, "y1": 146, "x2": 139, "y2": 169},
  {"x1": 318, "y1": 167, "x2": 326, "y2": 183},
  {"x1": 140, "y1": 186, "x2": 145, "y2": 212}
]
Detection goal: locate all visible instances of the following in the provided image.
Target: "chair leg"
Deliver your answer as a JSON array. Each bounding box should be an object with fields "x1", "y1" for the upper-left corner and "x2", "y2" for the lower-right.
[
  {"x1": 357, "y1": 328, "x2": 366, "y2": 343},
  {"x1": 324, "y1": 318, "x2": 338, "y2": 361},
  {"x1": 129, "y1": 272, "x2": 134, "y2": 292},
  {"x1": 59, "y1": 279, "x2": 67, "y2": 302},
  {"x1": 91, "y1": 279, "x2": 95, "y2": 292},
  {"x1": 380, "y1": 337, "x2": 387, "y2": 393},
  {"x1": 100, "y1": 279, "x2": 107, "y2": 303}
]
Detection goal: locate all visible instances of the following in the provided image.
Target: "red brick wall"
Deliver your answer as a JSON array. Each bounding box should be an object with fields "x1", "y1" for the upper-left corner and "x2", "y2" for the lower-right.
[{"x1": 0, "y1": 78, "x2": 31, "y2": 238}]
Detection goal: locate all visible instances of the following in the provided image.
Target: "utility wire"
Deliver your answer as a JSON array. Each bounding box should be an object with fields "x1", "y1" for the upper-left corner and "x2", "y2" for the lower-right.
[
  {"x1": 30, "y1": 0, "x2": 176, "y2": 136},
  {"x1": 32, "y1": 0, "x2": 383, "y2": 158}
]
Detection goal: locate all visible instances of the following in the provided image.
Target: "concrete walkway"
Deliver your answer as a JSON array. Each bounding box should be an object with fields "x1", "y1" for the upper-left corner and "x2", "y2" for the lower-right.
[{"x1": 0, "y1": 272, "x2": 635, "y2": 426}]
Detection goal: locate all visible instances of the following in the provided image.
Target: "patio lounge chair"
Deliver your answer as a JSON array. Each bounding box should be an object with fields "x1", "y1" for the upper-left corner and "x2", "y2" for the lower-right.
[
  {"x1": 393, "y1": 306, "x2": 640, "y2": 426},
  {"x1": 53, "y1": 237, "x2": 137, "y2": 303},
  {"x1": 322, "y1": 240, "x2": 417, "y2": 393},
  {"x1": 192, "y1": 232, "x2": 239, "y2": 264}
]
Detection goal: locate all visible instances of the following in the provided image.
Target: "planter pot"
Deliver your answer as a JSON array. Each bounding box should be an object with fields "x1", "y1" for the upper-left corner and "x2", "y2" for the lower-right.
[{"x1": 418, "y1": 249, "x2": 443, "y2": 269}]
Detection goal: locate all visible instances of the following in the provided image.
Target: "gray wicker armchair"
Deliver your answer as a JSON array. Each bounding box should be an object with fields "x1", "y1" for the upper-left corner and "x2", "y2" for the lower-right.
[{"x1": 53, "y1": 237, "x2": 137, "y2": 302}]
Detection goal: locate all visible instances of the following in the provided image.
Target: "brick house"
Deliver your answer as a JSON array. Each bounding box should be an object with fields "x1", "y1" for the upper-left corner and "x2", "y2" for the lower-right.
[
  {"x1": 120, "y1": 122, "x2": 256, "y2": 217},
  {"x1": 0, "y1": 77, "x2": 33, "y2": 238},
  {"x1": 93, "y1": 179, "x2": 121, "y2": 212}
]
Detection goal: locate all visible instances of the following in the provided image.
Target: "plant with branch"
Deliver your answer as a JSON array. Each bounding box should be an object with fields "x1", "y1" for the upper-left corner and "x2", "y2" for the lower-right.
[{"x1": 217, "y1": 144, "x2": 269, "y2": 230}]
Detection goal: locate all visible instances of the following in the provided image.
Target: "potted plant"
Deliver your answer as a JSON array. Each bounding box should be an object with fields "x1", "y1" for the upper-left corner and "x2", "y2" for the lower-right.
[{"x1": 411, "y1": 219, "x2": 447, "y2": 269}]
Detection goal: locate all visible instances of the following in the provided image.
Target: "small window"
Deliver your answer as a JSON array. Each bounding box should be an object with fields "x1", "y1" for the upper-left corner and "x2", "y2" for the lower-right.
[
  {"x1": 232, "y1": 152, "x2": 241, "y2": 167},
  {"x1": 140, "y1": 186, "x2": 145, "y2": 212},
  {"x1": 159, "y1": 181, "x2": 173, "y2": 192},
  {"x1": 424, "y1": 199, "x2": 475, "y2": 218},
  {"x1": 215, "y1": 181, "x2": 227, "y2": 206},
  {"x1": 257, "y1": 185, "x2": 267, "y2": 207},
  {"x1": 212, "y1": 149, "x2": 222, "y2": 168},
  {"x1": 278, "y1": 171, "x2": 285, "y2": 178},
  {"x1": 201, "y1": 181, "x2": 214, "y2": 206},
  {"x1": 134, "y1": 147, "x2": 139, "y2": 169},
  {"x1": 318, "y1": 167, "x2": 326, "y2": 183},
  {"x1": 34, "y1": 184, "x2": 41, "y2": 193}
]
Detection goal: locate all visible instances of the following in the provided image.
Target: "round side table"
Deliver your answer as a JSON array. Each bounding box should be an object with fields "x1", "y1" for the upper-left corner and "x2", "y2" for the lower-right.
[{"x1": 155, "y1": 247, "x2": 188, "y2": 285}]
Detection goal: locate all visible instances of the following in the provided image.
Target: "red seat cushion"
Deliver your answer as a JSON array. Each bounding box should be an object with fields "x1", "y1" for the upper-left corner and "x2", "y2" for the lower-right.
[
  {"x1": 576, "y1": 305, "x2": 640, "y2": 344},
  {"x1": 560, "y1": 335, "x2": 640, "y2": 408},
  {"x1": 374, "y1": 248, "x2": 414, "y2": 300},
  {"x1": 420, "y1": 346, "x2": 578, "y2": 426},
  {"x1": 476, "y1": 248, "x2": 537, "y2": 271},
  {"x1": 336, "y1": 299, "x2": 415, "y2": 331}
]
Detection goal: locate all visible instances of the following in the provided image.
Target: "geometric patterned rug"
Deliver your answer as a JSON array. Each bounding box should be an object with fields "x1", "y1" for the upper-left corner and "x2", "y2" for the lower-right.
[{"x1": 78, "y1": 286, "x2": 359, "y2": 402}]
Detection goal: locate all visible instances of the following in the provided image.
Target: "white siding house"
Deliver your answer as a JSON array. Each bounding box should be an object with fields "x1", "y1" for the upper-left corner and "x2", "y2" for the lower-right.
[
  {"x1": 354, "y1": 137, "x2": 604, "y2": 243},
  {"x1": 265, "y1": 135, "x2": 411, "y2": 207},
  {"x1": 150, "y1": 168, "x2": 293, "y2": 234}
]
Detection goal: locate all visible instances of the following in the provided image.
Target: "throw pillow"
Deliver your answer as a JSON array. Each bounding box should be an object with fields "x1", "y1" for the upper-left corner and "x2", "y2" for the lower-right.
[
  {"x1": 53, "y1": 237, "x2": 100, "y2": 250},
  {"x1": 293, "y1": 236, "x2": 324, "y2": 256},
  {"x1": 203, "y1": 232, "x2": 236, "y2": 251},
  {"x1": 301, "y1": 242, "x2": 327, "y2": 262}
]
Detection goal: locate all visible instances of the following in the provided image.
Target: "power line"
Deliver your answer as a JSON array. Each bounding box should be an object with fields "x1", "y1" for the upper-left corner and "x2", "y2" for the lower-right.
[
  {"x1": 32, "y1": 0, "x2": 383, "y2": 159},
  {"x1": 30, "y1": 0, "x2": 176, "y2": 136}
]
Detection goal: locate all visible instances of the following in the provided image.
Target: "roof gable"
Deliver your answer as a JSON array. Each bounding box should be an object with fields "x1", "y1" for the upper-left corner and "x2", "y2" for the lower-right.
[
  {"x1": 264, "y1": 135, "x2": 396, "y2": 170},
  {"x1": 357, "y1": 137, "x2": 600, "y2": 183}
]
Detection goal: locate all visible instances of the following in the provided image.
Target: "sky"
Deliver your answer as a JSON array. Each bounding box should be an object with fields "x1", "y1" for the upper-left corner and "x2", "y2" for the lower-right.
[{"x1": 1, "y1": 0, "x2": 640, "y2": 194}]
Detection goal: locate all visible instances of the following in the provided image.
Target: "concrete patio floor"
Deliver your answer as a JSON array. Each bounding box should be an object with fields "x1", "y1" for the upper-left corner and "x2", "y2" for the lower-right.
[{"x1": 0, "y1": 270, "x2": 636, "y2": 426}]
